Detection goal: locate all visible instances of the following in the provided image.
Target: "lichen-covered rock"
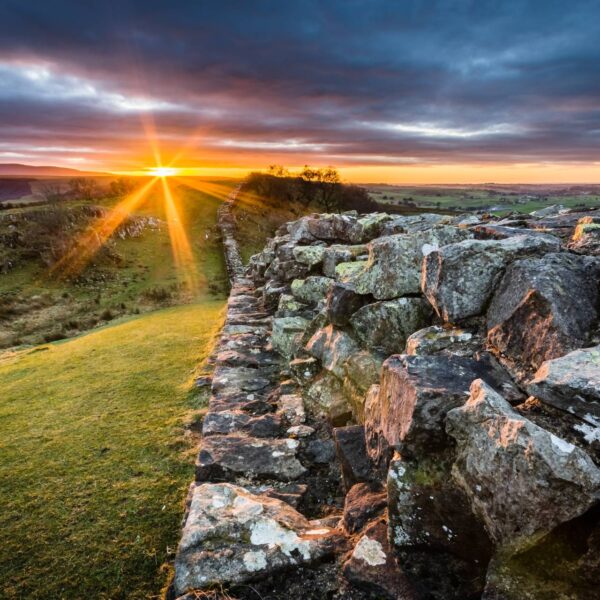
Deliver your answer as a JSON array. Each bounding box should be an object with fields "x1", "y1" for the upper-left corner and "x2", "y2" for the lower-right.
[
  {"x1": 272, "y1": 316, "x2": 310, "y2": 359},
  {"x1": 422, "y1": 234, "x2": 561, "y2": 322},
  {"x1": 368, "y1": 353, "x2": 517, "y2": 458},
  {"x1": 196, "y1": 435, "x2": 307, "y2": 481},
  {"x1": 342, "y1": 519, "x2": 417, "y2": 600},
  {"x1": 290, "y1": 276, "x2": 333, "y2": 306},
  {"x1": 322, "y1": 244, "x2": 367, "y2": 277},
  {"x1": 487, "y1": 253, "x2": 600, "y2": 373},
  {"x1": 527, "y1": 344, "x2": 600, "y2": 427},
  {"x1": 406, "y1": 325, "x2": 481, "y2": 356},
  {"x1": 343, "y1": 351, "x2": 383, "y2": 421},
  {"x1": 174, "y1": 483, "x2": 341, "y2": 593},
  {"x1": 305, "y1": 372, "x2": 353, "y2": 425},
  {"x1": 350, "y1": 227, "x2": 471, "y2": 300},
  {"x1": 350, "y1": 298, "x2": 432, "y2": 354},
  {"x1": 356, "y1": 213, "x2": 395, "y2": 240},
  {"x1": 568, "y1": 216, "x2": 600, "y2": 255},
  {"x1": 276, "y1": 293, "x2": 308, "y2": 317},
  {"x1": 305, "y1": 325, "x2": 360, "y2": 379},
  {"x1": 334, "y1": 260, "x2": 368, "y2": 283},
  {"x1": 446, "y1": 380, "x2": 600, "y2": 553},
  {"x1": 292, "y1": 244, "x2": 327, "y2": 267},
  {"x1": 324, "y1": 282, "x2": 368, "y2": 326}
]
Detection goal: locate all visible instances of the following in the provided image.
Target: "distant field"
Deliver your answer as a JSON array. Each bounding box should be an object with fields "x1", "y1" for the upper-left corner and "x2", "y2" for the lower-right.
[
  {"x1": 0, "y1": 302, "x2": 224, "y2": 599},
  {"x1": 368, "y1": 184, "x2": 600, "y2": 214}
]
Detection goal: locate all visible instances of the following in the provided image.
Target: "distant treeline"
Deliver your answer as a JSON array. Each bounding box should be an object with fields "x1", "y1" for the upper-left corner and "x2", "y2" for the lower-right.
[{"x1": 245, "y1": 165, "x2": 379, "y2": 213}]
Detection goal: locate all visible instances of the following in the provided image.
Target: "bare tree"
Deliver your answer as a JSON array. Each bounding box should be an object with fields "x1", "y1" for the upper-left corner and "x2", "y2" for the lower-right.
[{"x1": 38, "y1": 181, "x2": 64, "y2": 204}]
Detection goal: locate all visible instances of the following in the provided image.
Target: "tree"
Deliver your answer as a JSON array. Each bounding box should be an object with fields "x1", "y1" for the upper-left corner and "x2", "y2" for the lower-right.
[
  {"x1": 68, "y1": 177, "x2": 99, "y2": 200},
  {"x1": 109, "y1": 177, "x2": 137, "y2": 197}
]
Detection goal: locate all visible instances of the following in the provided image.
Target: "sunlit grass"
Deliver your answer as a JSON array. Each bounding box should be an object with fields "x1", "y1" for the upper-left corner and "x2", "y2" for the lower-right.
[{"x1": 0, "y1": 302, "x2": 225, "y2": 599}]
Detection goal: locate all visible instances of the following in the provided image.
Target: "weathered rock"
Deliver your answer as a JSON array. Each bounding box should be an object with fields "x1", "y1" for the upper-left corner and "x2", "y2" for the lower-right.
[
  {"x1": 278, "y1": 394, "x2": 306, "y2": 426},
  {"x1": 196, "y1": 435, "x2": 306, "y2": 482},
  {"x1": 212, "y1": 367, "x2": 273, "y2": 393},
  {"x1": 262, "y1": 280, "x2": 289, "y2": 310},
  {"x1": 527, "y1": 344, "x2": 600, "y2": 427},
  {"x1": 422, "y1": 234, "x2": 561, "y2": 322},
  {"x1": 174, "y1": 483, "x2": 341, "y2": 593},
  {"x1": 290, "y1": 276, "x2": 333, "y2": 306},
  {"x1": 568, "y1": 216, "x2": 600, "y2": 255},
  {"x1": 264, "y1": 258, "x2": 310, "y2": 282},
  {"x1": 387, "y1": 454, "x2": 493, "y2": 599},
  {"x1": 305, "y1": 325, "x2": 360, "y2": 379},
  {"x1": 342, "y1": 519, "x2": 416, "y2": 600},
  {"x1": 202, "y1": 411, "x2": 281, "y2": 438},
  {"x1": 350, "y1": 298, "x2": 432, "y2": 354},
  {"x1": 446, "y1": 380, "x2": 600, "y2": 553},
  {"x1": 342, "y1": 483, "x2": 387, "y2": 534},
  {"x1": 406, "y1": 325, "x2": 481, "y2": 357},
  {"x1": 531, "y1": 204, "x2": 565, "y2": 217},
  {"x1": 487, "y1": 253, "x2": 600, "y2": 373},
  {"x1": 304, "y1": 438, "x2": 337, "y2": 464},
  {"x1": 368, "y1": 353, "x2": 518, "y2": 457},
  {"x1": 292, "y1": 244, "x2": 327, "y2": 268},
  {"x1": 271, "y1": 316, "x2": 310, "y2": 359},
  {"x1": 357, "y1": 213, "x2": 395, "y2": 240},
  {"x1": 363, "y1": 384, "x2": 391, "y2": 473},
  {"x1": 305, "y1": 373, "x2": 353, "y2": 425},
  {"x1": 333, "y1": 425, "x2": 374, "y2": 491},
  {"x1": 334, "y1": 260, "x2": 368, "y2": 283},
  {"x1": 482, "y1": 507, "x2": 600, "y2": 600},
  {"x1": 380, "y1": 213, "x2": 451, "y2": 235},
  {"x1": 343, "y1": 351, "x2": 383, "y2": 422},
  {"x1": 322, "y1": 244, "x2": 367, "y2": 277},
  {"x1": 289, "y1": 356, "x2": 321, "y2": 385},
  {"x1": 350, "y1": 227, "x2": 471, "y2": 300},
  {"x1": 276, "y1": 293, "x2": 308, "y2": 317},
  {"x1": 287, "y1": 424, "x2": 315, "y2": 438},
  {"x1": 324, "y1": 282, "x2": 368, "y2": 326},
  {"x1": 287, "y1": 213, "x2": 368, "y2": 244}
]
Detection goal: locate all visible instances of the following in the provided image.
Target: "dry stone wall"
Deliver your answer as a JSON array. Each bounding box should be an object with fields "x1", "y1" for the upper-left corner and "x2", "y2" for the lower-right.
[{"x1": 172, "y1": 200, "x2": 600, "y2": 599}]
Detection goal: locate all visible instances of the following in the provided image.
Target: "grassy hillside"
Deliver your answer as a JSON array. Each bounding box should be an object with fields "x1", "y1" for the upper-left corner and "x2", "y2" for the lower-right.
[
  {"x1": 0, "y1": 302, "x2": 224, "y2": 599},
  {"x1": 0, "y1": 179, "x2": 234, "y2": 348},
  {"x1": 232, "y1": 188, "x2": 317, "y2": 263}
]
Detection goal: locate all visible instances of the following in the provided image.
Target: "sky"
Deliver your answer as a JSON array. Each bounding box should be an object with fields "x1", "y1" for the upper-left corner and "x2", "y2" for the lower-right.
[{"x1": 0, "y1": 0, "x2": 599, "y2": 183}]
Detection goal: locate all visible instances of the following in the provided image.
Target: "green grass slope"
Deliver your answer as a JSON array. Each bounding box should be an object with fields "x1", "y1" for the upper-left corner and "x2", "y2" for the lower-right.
[
  {"x1": 0, "y1": 302, "x2": 224, "y2": 599},
  {"x1": 0, "y1": 179, "x2": 234, "y2": 348}
]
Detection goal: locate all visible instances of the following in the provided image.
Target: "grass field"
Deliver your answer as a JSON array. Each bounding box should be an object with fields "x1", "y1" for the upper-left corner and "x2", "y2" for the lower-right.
[
  {"x1": 0, "y1": 302, "x2": 225, "y2": 599},
  {"x1": 368, "y1": 184, "x2": 600, "y2": 214}
]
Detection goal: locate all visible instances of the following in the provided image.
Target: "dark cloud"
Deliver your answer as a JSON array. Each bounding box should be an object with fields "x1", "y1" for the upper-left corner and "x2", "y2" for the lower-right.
[{"x1": 0, "y1": 0, "x2": 599, "y2": 170}]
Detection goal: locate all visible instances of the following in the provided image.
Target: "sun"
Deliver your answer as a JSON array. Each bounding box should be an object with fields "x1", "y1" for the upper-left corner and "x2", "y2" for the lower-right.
[{"x1": 149, "y1": 166, "x2": 178, "y2": 177}]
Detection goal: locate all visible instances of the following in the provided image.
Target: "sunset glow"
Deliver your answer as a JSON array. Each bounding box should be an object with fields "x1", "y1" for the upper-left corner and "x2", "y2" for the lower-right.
[
  {"x1": 0, "y1": 3, "x2": 599, "y2": 183},
  {"x1": 149, "y1": 167, "x2": 179, "y2": 177}
]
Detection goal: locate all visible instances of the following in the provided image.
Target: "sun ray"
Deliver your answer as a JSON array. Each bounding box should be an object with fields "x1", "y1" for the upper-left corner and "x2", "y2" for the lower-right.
[
  {"x1": 50, "y1": 177, "x2": 158, "y2": 279},
  {"x1": 161, "y1": 177, "x2": 199, "y2": 293}
]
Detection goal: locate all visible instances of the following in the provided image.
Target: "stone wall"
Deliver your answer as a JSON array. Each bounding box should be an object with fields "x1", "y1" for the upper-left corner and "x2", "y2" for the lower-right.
[{"x1": 172, "y1": 202, "x2": 600, "y2": 599}]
